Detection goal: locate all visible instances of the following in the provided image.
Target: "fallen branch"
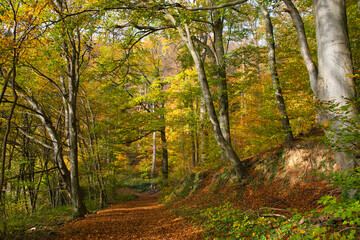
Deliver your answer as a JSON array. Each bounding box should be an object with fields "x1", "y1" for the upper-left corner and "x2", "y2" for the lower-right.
[
  {"x1": 259, "y1": 207, "x2": 293, "y2": 214},
  {"x1": 260, "y1": 213, "x2": 288, "y2": 219},
  {"x1": 336, "y1": 226, "x2": 358, "y2": 234}
]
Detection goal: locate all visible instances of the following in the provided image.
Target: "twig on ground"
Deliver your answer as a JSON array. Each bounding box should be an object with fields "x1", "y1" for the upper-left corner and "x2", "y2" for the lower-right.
[
  {"x1": 259, "y1": 207, "x2": 292, "y2": 214},
  {"x1": 260, "y1": 213, "x2": 288, "y2": 219}
]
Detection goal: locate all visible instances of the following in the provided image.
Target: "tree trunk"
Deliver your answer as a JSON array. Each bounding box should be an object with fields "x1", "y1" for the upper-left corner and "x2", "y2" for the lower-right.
[
  {"x1": 54, "y1": 0, "x2": 87, "y2": 217},
  {"x1": 213, "y1": 13, "x2": 231, "y2": 145},
  {"x1": 191, "y1": 132, "x2": 197, "y2": 167},
  {"x1": 261, "y1": 5, "x2": 295, "y2": 147},
  {"x1": 151, "y1": 130, "x2": 157, "y2": 180},
  {"x1": 212, "y1": 10, "x2": 233, "y2": 163},
  {"x1": 282, "y1": 0, "x2": 318, "y2": 93},
  {"x1": 150, "y1": 102, "x2": 157, "y2": 190},
  {"x1": 160, "y1": 102, "x2": 168, "y2": 180},
  {"x1": 190, "y1": 102, "x2": 198, "y2": 167},
  {"x1": 14, "y1": 84, "x2": 72, "y2": 192},
  {"x1": 313, "y1": 0, "x2": 359, "y2": 171},
  {"x1": 165, "y1": 12, "x2": 247, "y2": 180},
  {"x1": 199, "y1": 97, "x2": 207, "y2": 162},
  {"x1": 67, "y1": 51, "x2": 87, "y2": 218},
  {"x1": 160, "y1": 129, "x2": 168, "y2": 179}
]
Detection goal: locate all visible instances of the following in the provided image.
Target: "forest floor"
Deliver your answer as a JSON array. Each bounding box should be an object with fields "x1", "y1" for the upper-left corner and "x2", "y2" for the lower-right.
[
  {"x1": 18, "y1": 129, "x2": 345, "y2": 239},
  {"x1": 41, "y1": 190, "x2": 203, "y2": 240}
]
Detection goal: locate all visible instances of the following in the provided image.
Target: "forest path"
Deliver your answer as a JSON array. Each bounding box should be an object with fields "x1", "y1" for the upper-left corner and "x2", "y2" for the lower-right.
[{"x1": 46, "y1": 191, "x2": 203, "y2": 240}]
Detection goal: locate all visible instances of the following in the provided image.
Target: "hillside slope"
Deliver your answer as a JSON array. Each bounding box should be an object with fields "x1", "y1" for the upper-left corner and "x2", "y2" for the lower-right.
[{"x1": 164, "y1": 133, "x2": 359, "y2": 239}]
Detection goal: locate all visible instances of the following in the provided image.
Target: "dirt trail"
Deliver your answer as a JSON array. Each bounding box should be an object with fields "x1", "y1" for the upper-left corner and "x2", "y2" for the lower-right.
[{"x1": 45, "y1": 191, "x2": 203, "y2": 240}]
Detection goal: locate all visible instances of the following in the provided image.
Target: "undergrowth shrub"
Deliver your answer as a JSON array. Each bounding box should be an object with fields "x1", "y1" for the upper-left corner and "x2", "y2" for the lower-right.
[
  {"x1": 196, "y1": 202, "x2": 284, "y2": 239},
  {"x1": 271, "y1": 169, "x2": 360, "y2": 239},
  {"x1": 6, "y1": 205, "x2": 72, "y2": 239},
  {"x1": 162, "y1": 172, "x2": 205, "y2": 204}
]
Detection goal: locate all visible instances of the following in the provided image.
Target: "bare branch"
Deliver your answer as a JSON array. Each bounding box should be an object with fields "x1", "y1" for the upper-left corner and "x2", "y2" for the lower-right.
[
  {"x1": 6, "y1": 167, "x2": 58, "y2": 180},
  {"x1": 116, "y1": 24, "x2": 175, "y2": 31},
  {"x1": 192, "y1": 36, "x2": 216, "y2": 61},
  {"x1": 105, "y1": 0, "x2": 248, "y2": 11},
  {"x1": 17, "y1": 127, "x2": 53, "y2": 150},
  {"x1": 46, "y1": 0, "x2": 248, "y2": 25},
  {"x1": 260, "y1": 213, "x2": 288, "y2": 219},
  {"x1": 177, "y1": 0, "x2": 248, "y2": 11},
  {"x1": 122, "y1": 130, "x2": 154, "y2": 144}
]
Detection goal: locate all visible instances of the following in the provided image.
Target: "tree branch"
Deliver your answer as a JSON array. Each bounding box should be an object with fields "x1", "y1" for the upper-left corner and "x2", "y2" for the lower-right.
[
  {"x1": 105, "y1": 0, "x2": 248, "y2": 11},
  {"x1": 175, "y1": 0, "x2": 248, "y2": 11},
  {"x1": 122, "y1": 130, "x2": 154, "y2": 144},
  {"x1": 6, "y1": 167, "x2": 58, "y2": 180},
  {"x1": 17, "y1": 127, "x2": 53, "y2": 150},
  {"x1": 192, "y1": 36, "x2": 216, "y2": 61}
]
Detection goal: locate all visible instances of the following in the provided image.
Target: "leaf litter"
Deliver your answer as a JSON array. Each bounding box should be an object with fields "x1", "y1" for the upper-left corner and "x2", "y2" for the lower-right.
[{"x1": 44, "y1": 191, "x2": 203, "y2": 240}]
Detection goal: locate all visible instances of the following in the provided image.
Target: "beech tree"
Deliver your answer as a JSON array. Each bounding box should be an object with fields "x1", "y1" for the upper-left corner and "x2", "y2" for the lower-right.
[
  {"x1": 282, "y1": 0, "x2": 318, "y2": 93},
  {"x1": 260, "y1": 3, "x2": 295, "y2": 147},
  {"x1": 1, "y1": 1, "x2": 360, "y2": 236},
  {"x1": 313, "y1": 0, "x2": 359, "y2": 171},
  {"x1": 165, "y1": 9, "x2": 247, "y2": 180},
  {"x1": 283, "y1": 0, "x2": 359, "y2": 171},
  {"x1": 192, "y1": 3, "x2": 238, "y2": 160},
  {"x1": 40, "y1": 0, "x2": 89, "y2": 218}
]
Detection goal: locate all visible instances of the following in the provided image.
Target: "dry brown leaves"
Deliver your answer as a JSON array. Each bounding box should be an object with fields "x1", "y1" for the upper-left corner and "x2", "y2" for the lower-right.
[{"x1": 44, "y1": 192, "x2": 203, "y2": 240}]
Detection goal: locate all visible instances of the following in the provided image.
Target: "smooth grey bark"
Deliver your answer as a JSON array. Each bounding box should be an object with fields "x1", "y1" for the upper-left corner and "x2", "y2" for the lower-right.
[
  {"x1": 193, "y1": 7, "x2": 231, "y2": 160},
  {"x1": 313, "y1": 0, "x2": 359, "y2": 171},
  {"x1": 198, "y1": 38, "x2": 208, "y2": 162},
  {"x1": 66, "y1": 50, "x2": 87, "y2": 218},
  {"x1": 282, "y1": 0, "x2": 318, "y2": 93},
  {"x1": 150, "y1": 102, "x2": 157, "y2": 190},
  {"x1": 213, "y1": 11, "x2": 231, "y2": 145},
  {"x1": 165, "y1": 12, "x2": 247, "y2": 180},
  {"x1": 199, "y1": 97, "x2": 207, "y2": 161},
  {"x1": 54, "y1": 0, "x2": 87, "y2": 218},
  {"x1": 13, "y1": 84, "x2": 71, "y2": 191},
  {"x1": 260, "y1": 5, "x2": 295, "y2": 147},
  {"x1": 212, "y1": 10, "x2": 233, "y2": 164},
  {"x1": 151, "y1": 131, "x2": 157, "y2": 180},
  {"x1": 195, "y1": 6, "x2": 231, "y2": 160}
]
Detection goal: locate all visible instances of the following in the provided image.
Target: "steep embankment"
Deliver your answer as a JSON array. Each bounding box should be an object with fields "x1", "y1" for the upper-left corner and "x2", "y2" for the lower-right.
[
  {"x1": 164, "y1": 132, "x2": 353, "y2": 239},
  {"x1": 167, "y1": 137, "x2": 337, "y2": 213}
]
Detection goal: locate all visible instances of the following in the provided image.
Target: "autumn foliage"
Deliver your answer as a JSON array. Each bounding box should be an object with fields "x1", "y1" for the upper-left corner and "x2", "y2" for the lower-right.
[{"x1": 0, "y1": 0, "x2": 359, "y2": 239}]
